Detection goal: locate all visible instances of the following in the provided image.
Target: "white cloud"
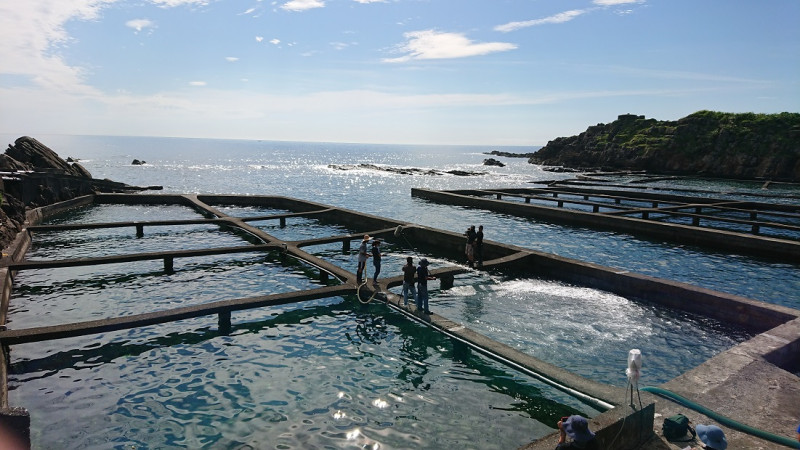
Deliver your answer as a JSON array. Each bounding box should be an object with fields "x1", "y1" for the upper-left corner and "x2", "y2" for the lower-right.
[
  {"x1": 189, "y1": 81, "x2": 207, "y2": 86},
  {"x1": 225, "y1": 57, "x2": 239, "y2": 62},
  {"x1": 384, "y1": 30, "x2": 516, "y2": 62},
  {"x1": 593, "y1": 0, "x2": 643, "y2": 5},
  {"x1": 148, "y1": 0, "x2": 209, "y2": 7},
  {"x1": 256, "y1": 36, "x2": 264, "y2": 42},
  {"x1": 495, "y1": 10, "x2": 586, "y2": 33},
  {"x1": 270, "y1": 38, "x2": 280, "y2": 45},
  {"x1": 0, "y1": 0, "x2": 113, "y2": 95},
  {"x1": 353, "y1": 0, "x2": 386, "y2": 3},
  {"x1": 126, "y1": 19, "x2": 155, "y2": 33},
  {"x1": 281, "y1": 0, "x2": 324, "y2": 12}
]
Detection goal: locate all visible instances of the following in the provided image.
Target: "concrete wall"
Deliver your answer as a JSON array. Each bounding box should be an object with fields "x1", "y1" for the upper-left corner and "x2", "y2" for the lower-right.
[
  {"x1": 411, "y1": 188, "x2": 800, "y2": 262},
  {"x1": 520, "y1": 403, "x2": 656, "y2": 450}
]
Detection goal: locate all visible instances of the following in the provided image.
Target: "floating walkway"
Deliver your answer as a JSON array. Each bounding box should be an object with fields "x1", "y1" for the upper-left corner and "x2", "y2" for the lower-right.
[
  {"x1": 0, "y1": 192, "x2": 798, "y2": 449},
  {"x1": 412, "y1": 186, "x2": 800, "y2": 262}
]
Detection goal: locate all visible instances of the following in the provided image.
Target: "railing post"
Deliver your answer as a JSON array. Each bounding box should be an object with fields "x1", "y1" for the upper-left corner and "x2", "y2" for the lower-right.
[
  {"x1": 0, "y1": 406, "x2": 30, "y2": 450},
  {"x1": 218, "y1": 310, "x2": 231, "y2": 334},
  {"x1": 751, "y1": 224, "x2": 760, "y2": 234},
  {"x1": 525, "y1": 197, "x2": 531, "y2": 204},
  {"x1": 342, "y1": 240, "x2": 351, "y2": 253},
  {"x1": 280, "y1": 217, "x2": 286, "y2": 228},
  {"x1": 440, "y1": 274, "x2": 454, "y2": 290},
  {"x1": 164, "y1": 257, "x2": 174, "y2": 273},
  {"x1": 320, "y1": 270, "x2": 329, "y2": 282},
  {"x1": 593, "y1": 205, "x2": 599, "y2": 213},
  {"x1": 496, "y1": 193, "x2": 502, "y2": 200},
  {"x1": 136, "y1": 224, "x2": 144, "y2": 238}
]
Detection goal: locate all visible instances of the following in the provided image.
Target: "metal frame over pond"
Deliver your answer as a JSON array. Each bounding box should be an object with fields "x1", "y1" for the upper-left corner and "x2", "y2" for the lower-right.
[{"x1": 0, "y1": 193, "x2": 798, "y2": 449}]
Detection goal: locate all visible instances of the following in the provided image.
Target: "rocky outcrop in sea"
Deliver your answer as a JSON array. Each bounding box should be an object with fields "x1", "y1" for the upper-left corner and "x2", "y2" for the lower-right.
[{"x1": 328, "y1": 164, "x2": 487, "y2": 176}]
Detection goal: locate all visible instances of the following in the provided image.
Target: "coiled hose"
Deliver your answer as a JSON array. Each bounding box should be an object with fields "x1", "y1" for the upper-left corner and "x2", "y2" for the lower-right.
[{"x1": 641, "y1": 386, "x2": 800, "y2": 448}]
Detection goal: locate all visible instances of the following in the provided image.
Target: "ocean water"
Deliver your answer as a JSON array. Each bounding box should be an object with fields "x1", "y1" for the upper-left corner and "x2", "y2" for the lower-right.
[{"x1": 3, "y1": 134, "x2": 799, "y2": 449}]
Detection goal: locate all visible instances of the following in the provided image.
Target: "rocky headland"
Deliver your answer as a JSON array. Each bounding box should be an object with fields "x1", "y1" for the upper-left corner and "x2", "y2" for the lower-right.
[
  {"x1": 0, "y1": 136, "x2": 160, "y2": 250},
  {"x1": 528, "y1": 111, "x2": 800, "y2": 182}
]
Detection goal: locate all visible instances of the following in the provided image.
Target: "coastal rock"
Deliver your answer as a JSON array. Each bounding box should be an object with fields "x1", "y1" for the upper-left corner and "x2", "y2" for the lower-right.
[
  {"x1": 328, "y1": 164, "x2": 486, "y2": 176},
  {"x1": 483, "y1": 158, "x2": 505, "y2": 167},
  {"x1": 0, "y1": 137, "x2": 162, "y2": 251},
  {"x1": 6, "y1": 136, "x2": 92, "y2": 178},
  {"x1": 529, "y1": 111, "x2": 800, "y2": 182},
  {"x1": 485, "y1": 150, "x2": 539, "y2": 158}
]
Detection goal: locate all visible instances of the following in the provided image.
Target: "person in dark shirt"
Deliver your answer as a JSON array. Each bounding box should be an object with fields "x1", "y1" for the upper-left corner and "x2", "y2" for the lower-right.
[
  {"x1": 465, "y1": 225, "x2": 476, "y2": 267},
  {"x1": 401, "y1": 257, "x2": 416, "y2": 307},
  {"x1": 416, "y1": 258, "x2": 435, "y2": 314},
  {"x1": 475, "y1": 225, "x2": 484, "y2": 267},
  {"x1": 371, "y1": 239, "x2": 381, "y2": 284},
  {"x1": 556, "y1": 415, "x2": 598, "y2": 450}
]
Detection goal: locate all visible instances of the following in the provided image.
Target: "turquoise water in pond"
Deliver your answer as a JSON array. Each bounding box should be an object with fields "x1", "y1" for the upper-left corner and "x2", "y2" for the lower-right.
[{"x1": 2, "y1": 135, "x2": 797, "y2": 449}]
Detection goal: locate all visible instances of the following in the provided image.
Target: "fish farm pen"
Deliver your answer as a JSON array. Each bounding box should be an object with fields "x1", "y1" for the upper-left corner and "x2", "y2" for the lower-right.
[{"x1": 0, "y1": 192, "x2": 798, "y2": 449}]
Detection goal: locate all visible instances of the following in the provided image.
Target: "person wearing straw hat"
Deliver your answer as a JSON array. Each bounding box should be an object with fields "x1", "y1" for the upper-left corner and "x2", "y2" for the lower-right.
[
  {"x1": 356, "y1": 235, "x2": 370, "y2": 284},
  {"x1": 556, "y1": 415, "x2": 598, "y2": 449}
]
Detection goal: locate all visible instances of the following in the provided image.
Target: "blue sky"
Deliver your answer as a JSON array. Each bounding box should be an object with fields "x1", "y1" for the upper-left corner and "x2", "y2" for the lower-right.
[{"x1": 0, "y1": 0, "x2": 798, "y2": 146}]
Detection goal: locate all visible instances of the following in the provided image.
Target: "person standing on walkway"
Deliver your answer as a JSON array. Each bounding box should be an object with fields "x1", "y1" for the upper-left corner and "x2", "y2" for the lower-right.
[
  {"x1": 371, "y1": 239, "x2": 382, "y2": 284},
  {"x1": 475, "y1": 225, "x2": 484, "y2": 267},
  {"x1": 356, "y1": 235, "x2": 370, "y2": 284},
  {"x1": 401, "y1": 256, "x2": 417, "y2": 307},
  {"x1": 465, "y1": 225, "x2": 476, "y2": 268},
  {"x1": 416, "y1": 258, "x2": 435, "y2": 314}
]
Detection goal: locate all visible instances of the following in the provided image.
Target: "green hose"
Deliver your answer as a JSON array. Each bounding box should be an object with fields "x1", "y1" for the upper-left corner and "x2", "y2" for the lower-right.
[{"x1": 641, "y1": 386, "x2": 800, "y2": 449}]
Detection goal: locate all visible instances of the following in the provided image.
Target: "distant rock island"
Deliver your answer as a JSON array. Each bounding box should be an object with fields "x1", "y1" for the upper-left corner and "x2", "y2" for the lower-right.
[
  {"x1": 528, "y1": 111, "x2": 800, "y2": 182},
  {"x1": 328, "y1": 164, "x2": 487, "y2": 177}
]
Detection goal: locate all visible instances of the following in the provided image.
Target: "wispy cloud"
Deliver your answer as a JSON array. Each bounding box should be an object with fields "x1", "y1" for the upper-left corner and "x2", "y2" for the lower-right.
[
  {"x1": 189, "y1": 81, "x2": 207, "y2": 86},
  {"x1": 126, "y1": 19, "x2": 155, "y2": 33},
  {"x1": 593, "y1": 0, "x2": 643, "y2": 5},
  {"x1": 270, "y1": 38, "x2": 281, "y2": 45},
  {"x1": 353, "y1": 0, "x2": 386, "y2": 3},
  {"x1": 384, "y1": 30, "x2": 516, "y2": 63},
  {"x1": 495, "y1": 10, "x2": 586, "y2": 33},
  {"x1": 331, "y1": 41, "x2": 355, "y2": 50},
  {"x1": 225, "y1": 57, "x2": 239, "y2": 62},
  {"x1": 148, "y1": 0, "x2": 210, "y2": 7},
  {"x1": 0, "y1": 1, "x2": 110, "y2": 95},
  {"x1": 255, "y1": 36, "x2": 264, "y2": 42},
  {"x1": 281, "y1": 0, "x2": 325, "y2": 12}
]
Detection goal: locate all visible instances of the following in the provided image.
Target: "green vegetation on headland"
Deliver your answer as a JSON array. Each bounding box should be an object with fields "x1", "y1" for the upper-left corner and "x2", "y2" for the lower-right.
[{"x1": 528, "y1": 111, "x2": 800, "y2": 182}]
